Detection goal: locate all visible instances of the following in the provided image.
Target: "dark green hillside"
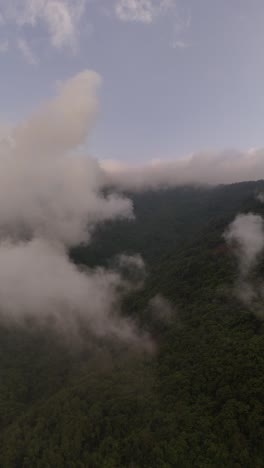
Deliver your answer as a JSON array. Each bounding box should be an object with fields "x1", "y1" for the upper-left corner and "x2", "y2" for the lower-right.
[
  {"x1": 72, "y1": 180, "x2": 264, "y2": 267},
  {"x1": 1, "y1": 181, "x2": 264, "y2": 467}
]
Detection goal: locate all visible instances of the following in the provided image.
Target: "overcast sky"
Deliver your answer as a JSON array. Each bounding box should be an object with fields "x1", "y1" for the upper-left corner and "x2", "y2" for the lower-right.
[{"x1": 0, "y1": 0, "x2": 264, "y2": 162}]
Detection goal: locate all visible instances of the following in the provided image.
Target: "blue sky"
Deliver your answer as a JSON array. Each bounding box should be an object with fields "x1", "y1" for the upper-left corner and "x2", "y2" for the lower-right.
[{"x1": 1, "y1": 0, "x2": 264, "y2": 162}]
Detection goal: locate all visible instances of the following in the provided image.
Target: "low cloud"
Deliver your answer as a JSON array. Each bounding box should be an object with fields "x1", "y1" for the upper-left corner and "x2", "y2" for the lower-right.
[
  {"x1": 224, "y1": 214, "x2": 264, "y2": 277},
  {"x1": 101, "y1": 150, "x2": 264, "y2": 190},
  {"x1": 148, "y1": 294, "x2": 174, "y2": 322},
  {"x1": 0, "y1": 238, "x2": 151, "y2": 347},
  {"x1": 256, "y1": 192, "x2": 264, "y2": 203},
  {"x1": 224, "y1": 214, "x2": 264, "y2": 306},
  {"x1": 0, "y1": 68, "x2": 154, "y2": 349},
  {"x1": 116, "y1": 254, "x2": 146, "y2": 286},
  {"x1": 0, "y1": 71, "x2": 132, "y2": 247}
]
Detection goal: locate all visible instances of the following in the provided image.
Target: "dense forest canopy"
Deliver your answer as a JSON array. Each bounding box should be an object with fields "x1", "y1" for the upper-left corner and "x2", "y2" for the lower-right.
[{"x1": 1, "y1": 181, "x2": 264, "y2": 467}]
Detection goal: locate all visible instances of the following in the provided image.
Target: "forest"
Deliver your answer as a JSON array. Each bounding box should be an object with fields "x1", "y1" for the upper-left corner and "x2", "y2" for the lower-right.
[{"x1": 1, "y1": 180, "x2": 264, "y2": 467}]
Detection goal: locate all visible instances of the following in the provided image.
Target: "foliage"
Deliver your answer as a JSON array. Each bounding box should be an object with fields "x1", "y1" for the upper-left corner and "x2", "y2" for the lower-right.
[{"x1": 1, "y1": 181, "x2": 264, "y2": 467}]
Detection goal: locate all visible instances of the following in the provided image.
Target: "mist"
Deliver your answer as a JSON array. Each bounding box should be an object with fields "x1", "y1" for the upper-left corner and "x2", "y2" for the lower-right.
[
  {"x1": 224, "y1": 214, "x2": 264, "y2": 306},
  {"x1": 101, "y1": 150, "x2": 264, "y2": 190},
  {"x1": 257, "y1": 193, "x2": 264, "y2": 203},
  {"x1": 0, "y1": 69, "x2": 154, "y2": 348},
  {"x1": 224, "y1": 214, "x2": 264, "y2": 277},
  {"x1": 148, "y1": 294, "x2": 174, "y2": 322}
]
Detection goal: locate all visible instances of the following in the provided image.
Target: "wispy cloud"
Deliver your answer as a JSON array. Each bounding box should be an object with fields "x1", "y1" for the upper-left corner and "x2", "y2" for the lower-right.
[
  {"x1": 172, "y1": 40, "x2": 190, "y2": 50},
  {"x1": 114, "y1": 0, "x2": 191, "y2": 51},
  {"x1": 0, "y1": 0, "x2": 87, "y2": 56},
  {"x1": 115, "y1": 0, "x2": 176, "y2": 24},
  {"x1": 171, "y1": 7, "x2": 191, "y2": 50},
  {"x1": 17, "y1": 38, "x2": 37, "y2": 64},
  {"x1": 173, "y1": 7, "x2": 191, "y2": 35}
]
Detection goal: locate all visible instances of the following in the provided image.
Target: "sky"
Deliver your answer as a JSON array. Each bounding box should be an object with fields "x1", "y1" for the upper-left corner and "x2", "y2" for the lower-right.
[{"x1": 0, "y1": 0, "x2": 264, "y2": 162}]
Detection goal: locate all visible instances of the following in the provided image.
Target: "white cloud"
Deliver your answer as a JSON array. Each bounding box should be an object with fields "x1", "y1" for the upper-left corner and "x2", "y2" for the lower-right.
[
  {"x1": 17, "y1": 38, "x2": 37, "y2": 64},
  {"x1": 257, "y1": 192, "x2": 264, "y2": 203},
  {"x1": 101, "y1": 150, "x2": 264, "y2": 190},
  {"x1": 15, "y1": 69, "x2": 102, "y2": 158},
  {"x1": 0, "y1": 68, "x2": 155, "y2": 349},
  {"x1": 0, "y1": 238, "x2": 150, "y2": 345},
  {"x1": 115, "y1": 0, "x2": 175, "y2": 24},
  {"x1": 38, "y1": 0, "x2": 79, "y2": 49},
  {"x1": 115, "y1": 0, "x2": 155, "y2": 23},
  {"x1": 0, "y1": 0, "x2": 87, "y2": 52},
  {"x1": 224, "y1": 214, "x2": 264, "y2": 308},
  {"x1": 3, "y1": 70, "x2": 132, "y2": 247},
  {"x1": 224, "y1": 214, "x2": 264, "y2": 277},
  {"x1": 114, "y1": 1, "x2": 191, "y2": 51}
]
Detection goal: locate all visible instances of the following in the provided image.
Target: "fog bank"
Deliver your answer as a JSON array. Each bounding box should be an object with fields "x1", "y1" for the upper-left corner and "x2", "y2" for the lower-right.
[{"x1": 102, "y1": 150, "x2": 264, "y2": 190}]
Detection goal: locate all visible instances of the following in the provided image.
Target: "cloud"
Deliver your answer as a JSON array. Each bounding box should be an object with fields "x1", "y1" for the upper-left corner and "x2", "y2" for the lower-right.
[
  {"x1": 15, "y1": 69, "x2": 102, "y2": 157},
  {"x1": 0, "y1": 0, "x2": 87, "y2": 53},
  {"x1": 116, "y1": 254, "x2": 146, "y2": 286},
  {"x1": 17, "y1": 38, "x2": 37, "y2": 64},
  {"x1": 0, "y1": 68, "x2": 154, "y2": 349},
  {"x1": 171, "y1": 6, "x2": 191, "y2": 49},
  {"x1": 224, "y1": 214, "x2": 264, "y2": 307},
  {"x1": 115, "y1": 0, "x2": 175, "y2": 24},
  {"x1": 172, "y1": 40, "x2": 190, "y2": 50},
  {"x1": 172, "y1": 6, "x2": 190, "y2": 34},
  {"x1": 0, "y1": 238, "x2": 151, "y2": 346},
  {"x1": 114, "y1": 0, "x2": 191, "y2": 50},
  {"x1": 101, "y1": 150, "x2": 264, "y2": 190},
  {"x1": 224, "y1": 214, "x2": 264, "y2": 277},
  {"x1": 0, "y1": 40, "x2": 8, "y2": 53},
  {"x1": 0, "y1": 71, "x2": 134, "y2": 247},
  {"x1": 148, "y1": 294, "x2": 174, "y2": 322},
  {"x1": 256, "y1": 192, "x2": 264, "y2": 203}
]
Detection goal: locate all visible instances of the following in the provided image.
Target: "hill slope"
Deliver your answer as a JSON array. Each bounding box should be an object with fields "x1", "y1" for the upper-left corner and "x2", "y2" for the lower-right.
[{"x1": 1, "y1": 181, "x2": 264, "y2": 467}]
